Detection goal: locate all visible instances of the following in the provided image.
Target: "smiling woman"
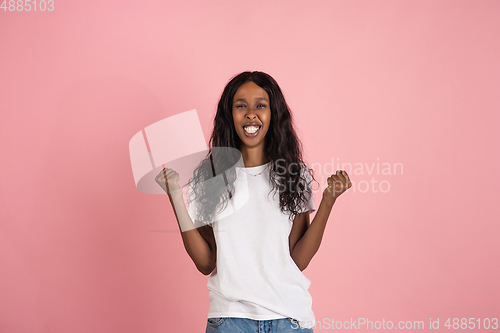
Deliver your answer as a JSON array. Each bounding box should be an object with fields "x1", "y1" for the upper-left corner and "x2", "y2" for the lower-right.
[
  {"x1": 155, "y1": 71, "x2": 352, "y2": 333},
  {"x1": 232, "y1": 81, "x2": 271, "y2": 166}
]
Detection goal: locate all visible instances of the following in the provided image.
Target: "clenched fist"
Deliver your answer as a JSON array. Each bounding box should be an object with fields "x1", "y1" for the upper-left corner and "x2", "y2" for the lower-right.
[
  {"x1": 323, "y1": 170, "x2": 352, "y2": 201},
  {"x1": 155, "y1": 167, "x2": 182, "y2": 197}
]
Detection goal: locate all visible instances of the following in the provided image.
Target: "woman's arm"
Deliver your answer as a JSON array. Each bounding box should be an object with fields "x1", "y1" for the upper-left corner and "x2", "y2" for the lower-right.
[
  {"x1": 168, "y1": 194, "x2": 216, "y2": 275},
  {"x1": 289, "y1": 170, "x2": 351, "y2": 271},
  {"x1": 157, "y1": 168, "x2": 216, "y2": 276},
  {"x1": 289, "y1": 195, "x2": 335, "y2": 271}
]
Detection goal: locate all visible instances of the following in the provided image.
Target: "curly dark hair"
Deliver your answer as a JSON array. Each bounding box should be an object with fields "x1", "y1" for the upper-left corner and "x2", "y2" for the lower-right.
[{"x1": 187, "y1": 71, "x2": 318, "y2": 224}]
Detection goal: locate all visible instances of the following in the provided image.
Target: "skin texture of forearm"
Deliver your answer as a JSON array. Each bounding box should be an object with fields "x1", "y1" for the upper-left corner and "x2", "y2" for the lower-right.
[
  {"x1": 168, "y1": 193, "x2": 216, "y2": 275},
  {"x1": 290, "y1": 195, "x2": 336, "y2": 271}
]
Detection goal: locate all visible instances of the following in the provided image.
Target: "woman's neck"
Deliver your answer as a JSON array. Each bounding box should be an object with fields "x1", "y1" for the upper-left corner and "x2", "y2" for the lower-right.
[{"x1": 240, "y1": 147, "x2": 269, "y2": 167}]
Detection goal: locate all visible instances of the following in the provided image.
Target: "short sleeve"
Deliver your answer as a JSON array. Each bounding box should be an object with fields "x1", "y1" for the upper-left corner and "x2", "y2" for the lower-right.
[
  {"x1": 186, "y1": 174, "x2": 238, "y2": 225},
  {"x1": 298, "y1": 164, "x2": 316, "y2": 214}
]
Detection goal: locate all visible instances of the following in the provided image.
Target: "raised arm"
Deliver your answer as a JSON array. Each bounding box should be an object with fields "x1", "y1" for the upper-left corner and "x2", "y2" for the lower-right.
[
  {"x1": 156, "y1": 168, "x2": 216, "y2": 276},
  {"x1": 289, "y1": 170, "x2": 351, "y2": 271}
]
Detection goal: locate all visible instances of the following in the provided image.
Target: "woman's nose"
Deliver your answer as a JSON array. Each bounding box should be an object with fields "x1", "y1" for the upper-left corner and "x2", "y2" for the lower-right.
[{"x1": 246, "y1": 108, "x2": 257, "y2": 119}]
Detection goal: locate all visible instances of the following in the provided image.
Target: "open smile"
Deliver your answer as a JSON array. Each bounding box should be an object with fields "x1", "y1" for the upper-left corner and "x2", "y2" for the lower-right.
[{"x1": 243, "y1": 125, "x2": 261, "y2": 137}]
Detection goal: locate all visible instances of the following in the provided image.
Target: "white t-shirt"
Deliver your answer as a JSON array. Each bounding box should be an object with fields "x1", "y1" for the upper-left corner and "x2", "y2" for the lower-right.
[{"x1": 188, "y1": 161, "x2": 317, "y2": 329}]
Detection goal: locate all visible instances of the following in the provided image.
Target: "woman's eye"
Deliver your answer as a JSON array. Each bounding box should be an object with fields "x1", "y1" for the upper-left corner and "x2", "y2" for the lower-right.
[{"x1": 235, "y1": 104, "x2": 266, "y2": 109}]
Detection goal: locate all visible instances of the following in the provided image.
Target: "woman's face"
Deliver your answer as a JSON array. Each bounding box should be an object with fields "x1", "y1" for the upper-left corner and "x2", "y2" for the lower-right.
[{"x1": 232, "y1": 81, "x2": 271, "y2": 150}]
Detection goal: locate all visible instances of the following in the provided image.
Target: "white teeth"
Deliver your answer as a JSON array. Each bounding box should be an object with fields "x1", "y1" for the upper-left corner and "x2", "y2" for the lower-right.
[{"x1": 244, "y1": 126, "x2": 260, "y2": 134}]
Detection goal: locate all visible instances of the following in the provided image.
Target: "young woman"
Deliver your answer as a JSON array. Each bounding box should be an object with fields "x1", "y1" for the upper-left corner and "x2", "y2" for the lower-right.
[{"x1": 155, "y1": 71, "x2": 351, "y2": 333}]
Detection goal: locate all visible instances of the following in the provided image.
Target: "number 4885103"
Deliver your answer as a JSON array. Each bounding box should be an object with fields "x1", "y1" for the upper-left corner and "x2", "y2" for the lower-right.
[
  {"x1": 444, "y1": 318, "x2": 498, "y2": 330},
  {"x1": 1, "y1": 0, "x2": 55, "y2": 11}
]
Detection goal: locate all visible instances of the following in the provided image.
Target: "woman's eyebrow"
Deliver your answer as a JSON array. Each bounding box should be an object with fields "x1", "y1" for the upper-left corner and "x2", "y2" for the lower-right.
[{"x1": 235, "y1": 97, "x2": 268, "y2": 102}]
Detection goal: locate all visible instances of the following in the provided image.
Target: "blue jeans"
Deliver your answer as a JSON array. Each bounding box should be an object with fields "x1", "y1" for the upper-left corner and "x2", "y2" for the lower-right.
[{"x1": 205, "y1": 317, "x2": 314, "y2": 333}]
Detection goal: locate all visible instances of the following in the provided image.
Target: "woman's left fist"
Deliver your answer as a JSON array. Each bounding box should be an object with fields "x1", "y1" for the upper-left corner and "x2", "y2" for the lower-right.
[{"x1": 324, "y1": 170, "x2": 352, "y2": 200}]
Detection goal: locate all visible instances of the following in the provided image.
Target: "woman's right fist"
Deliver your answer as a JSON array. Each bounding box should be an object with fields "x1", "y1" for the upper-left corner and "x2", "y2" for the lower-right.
[{"x1": 155, "y1": 167, "x2": 181, "y2": 196}]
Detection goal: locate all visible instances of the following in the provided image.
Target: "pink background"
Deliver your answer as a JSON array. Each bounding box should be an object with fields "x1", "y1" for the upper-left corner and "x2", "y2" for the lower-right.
[{"x1": 1, "y1": 1, "x2": 499, "y2": 332}]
